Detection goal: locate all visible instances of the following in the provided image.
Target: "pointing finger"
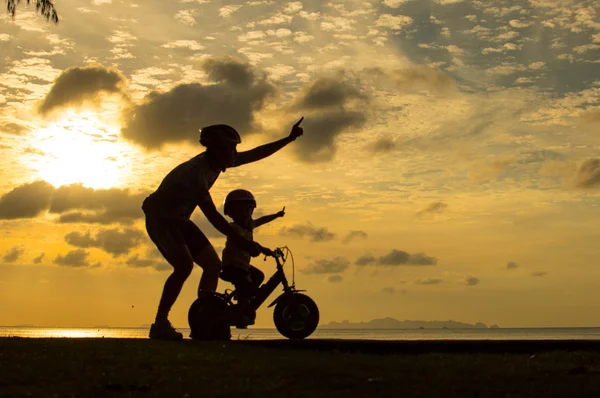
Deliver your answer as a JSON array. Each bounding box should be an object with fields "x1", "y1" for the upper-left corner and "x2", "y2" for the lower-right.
[{"x1": 294, "y1": 117, "x2": 304, "y2": 127}]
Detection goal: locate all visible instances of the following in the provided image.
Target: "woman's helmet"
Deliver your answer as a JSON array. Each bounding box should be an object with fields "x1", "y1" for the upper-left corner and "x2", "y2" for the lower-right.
[
  {"x1": 199, "y1": 124, "x2": 241, "y2": 148},
  {"x1": 224, "y1": 189, "x2": 256, "y2": 216}
]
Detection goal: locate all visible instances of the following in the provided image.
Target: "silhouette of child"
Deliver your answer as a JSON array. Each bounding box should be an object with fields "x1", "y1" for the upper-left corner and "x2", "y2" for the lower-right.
[{"x1": 220, "y1": 189, "x2": 284, "y2": 328}]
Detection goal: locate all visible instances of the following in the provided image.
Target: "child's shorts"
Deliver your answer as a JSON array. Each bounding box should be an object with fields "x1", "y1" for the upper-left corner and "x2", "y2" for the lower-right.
[{"x1": 220, "y1": 264, "x2": 265, "y2": 298}]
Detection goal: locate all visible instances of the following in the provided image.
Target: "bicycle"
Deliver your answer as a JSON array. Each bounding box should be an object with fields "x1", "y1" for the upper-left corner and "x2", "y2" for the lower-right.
[{"x1": 188, "y1": 246, "x2": 320, "y2": 341}]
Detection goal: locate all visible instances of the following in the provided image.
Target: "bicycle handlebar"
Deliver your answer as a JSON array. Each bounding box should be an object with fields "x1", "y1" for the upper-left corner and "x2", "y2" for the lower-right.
[{"x1": 263, "y1": 247, "x2": 285, "y2": 260}]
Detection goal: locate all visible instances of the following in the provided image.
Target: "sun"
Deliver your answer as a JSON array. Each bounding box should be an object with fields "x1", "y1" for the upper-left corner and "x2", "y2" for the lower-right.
[{"x1": 26, "y1": 111, "x2": 131, "y2": 190}]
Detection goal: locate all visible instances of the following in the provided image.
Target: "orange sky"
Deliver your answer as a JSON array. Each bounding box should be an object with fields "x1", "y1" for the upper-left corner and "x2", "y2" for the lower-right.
[{"x1": 1, "y1": 0, "x2": 599, "y2": 329}]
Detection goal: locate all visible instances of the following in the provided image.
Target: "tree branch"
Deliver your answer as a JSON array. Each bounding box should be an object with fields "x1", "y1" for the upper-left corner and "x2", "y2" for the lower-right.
[{"x1": 6, "y1": 0, "x2": 59, "y2": 24}]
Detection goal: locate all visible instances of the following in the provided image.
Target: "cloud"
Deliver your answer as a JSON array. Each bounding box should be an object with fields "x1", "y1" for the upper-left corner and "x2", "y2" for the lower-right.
[
  {"x1": 287, "y1": 72, "x2": 369, "y2": 163},
  {"x1": 468, "y1": 156, "x2": 515, "y2": 182},
  {"x1": 355, "y1": 249, "x2": 438, "y2": 266},
  {"x1": 382, "y1": 286, "x2": 407, "y2": 294},
  {"x1": 416, "y1": 202, "x2": 447, "y2": 218},
  {"x1": 414, "y1": 277, "x2": 443, "y2": 285},
  {"x1": 54, "y1": 249, "x2": 100, "y2": 268},
  {"x1": 202, "y1": 56, "x2": 258, "y2": 87},
  {"x1": 355, "y1": 254, "x2": 376, "y2": 265},
  {"x1": 279, "y1": 223, "x2": 336, "y2": 242},
  {"x1": 368, "y1": 137, "x2": 397, "y2": 153},
  {"x1": 107, "y1": 30, "x2": 137, "y2": 60},
  {"x1": 301, "y1": 257, "x2": 350, "y2": 274},
  {"x1": 3, "y1": 246, "x2": 24, "y2": 263},
  {"x1": 0, "y1": 180, "x2": 55, "y2": 220},
  {"x1": 377, "y1": 250, "x2": 408, "y2": 265},
  {"x1": 33, "y1": 253, "x2": 45, "y2": 264},
  {"x1": 572, "y1": 159, "x2": 600, "y2": 189},
  {"x1": 126, "y1": 254, "x2": 155, "y2": 268},
  {"x1": 283, "y1": 1, "x2": 303, "y2": 13},
  {"x1": 64, "y1": 228, "x2": 144, "y2": 257},
  {"x1": 342, "y1": 230, "x2": 368, "y2": 244},
  {"x1": 375, "y1": 14, "x2": 413, "y2": 30},
  {"x1": 237, "y1": 30, "x2": 267, "y2": 42},
  {"x1": 161, "y1": 40, "x2": 205, "y2": 51},
  {"x1": 509, "y1": 19, "x2": 531, "y2": 28},
  {"x1": 50, "y1": 184, "x2": 146, "y2": 225},
  {"x1": 38, "y1": 63, "x2": 128, "y2": 116},
  {"x1": 405, "y1": 253, "x2": 438, "y2": 265},
  {"x1": 383, "y1": 0, "x2": 409, "y2": 7},
  {"x1": 0, "y1": 181, "x2": 147, "y2": 224},
  {"x1": 258, "y1": 12, "x2": 293, "y2": 25},
  {"x1": 465, "y1": 276, "x2": 479, "y2": 286},
  {"x1": 175, "y1": 9, "x2": 198, "y2": 25},
  {"x1": 126, "y1": 254, "x2": 171, "y2": 272},
  {"x1": 121, "y1": 55, "x2": 277, "y2": 150},
  {"x1": 0, "y1": 122, "x2": 28, "y2": 135},
  {"x1": 378, "y1": 250, "x2": 437, "y2": 266},
  {"x1": 292, "y1": 75, "x2": 367, "y2": 110},
  {"x1": 289, "y1": 66, "x2": 452, "y2": 163},
  {"x1": 190, "y1": 213, "x2": 223, "y2": 238},
  {"x1": 64, "y1": 231, "x2": 95, "y2": 248},
  {"x1": 327, "y1": 275, "x2": 343, "y2": 283},
  {"x1": 507, "y1": 261, "x2": 518, "y2": 270},
  {"x1": 581, "y1": 110, "x2": 600, "y2": 124},
  {"x1": 532, "y1": 271, "x2": 548, "y2": 277},
  {"x1": 367, "y1": 67, "x2": 456, "y2": 94},
  {"x1": 219, "y1": 5, "x2": 242, "y2": 17},
  {"x1": 293, "y1": 111, "x2": 367, "y2": 162},
  {"x1": 539, "y1": 159, "x2": 577, "y2": 181}
]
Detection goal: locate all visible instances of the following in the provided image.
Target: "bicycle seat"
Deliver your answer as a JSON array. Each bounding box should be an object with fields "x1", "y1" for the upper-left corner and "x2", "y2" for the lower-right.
[{"x1": 219, "y1": 266, "x2": 236, "y2": 283}]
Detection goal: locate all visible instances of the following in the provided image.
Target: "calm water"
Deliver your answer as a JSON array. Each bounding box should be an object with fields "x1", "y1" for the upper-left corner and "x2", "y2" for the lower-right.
[{"x1": 1, "y1": 327, "x2": 600, "y2": 340}]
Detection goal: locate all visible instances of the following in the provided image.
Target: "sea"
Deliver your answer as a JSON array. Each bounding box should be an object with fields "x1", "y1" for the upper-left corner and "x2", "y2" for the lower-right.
[{"x1": 1, "y1": 326, "x2": 600, "y2": 340}]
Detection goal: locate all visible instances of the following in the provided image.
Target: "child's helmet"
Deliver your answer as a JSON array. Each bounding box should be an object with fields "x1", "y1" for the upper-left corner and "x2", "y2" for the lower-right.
[
  {"x1": 199, "y1": 124, "x2": 241, "y2": 148},
  {"x1": 223, "y1": 189, "x2": 256, "y2": 216}
]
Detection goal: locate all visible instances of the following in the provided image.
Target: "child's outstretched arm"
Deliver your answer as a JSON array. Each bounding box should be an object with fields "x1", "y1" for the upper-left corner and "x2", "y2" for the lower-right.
[{"x1": 253, "y1": 206, "x2": 285, "y2": 228}]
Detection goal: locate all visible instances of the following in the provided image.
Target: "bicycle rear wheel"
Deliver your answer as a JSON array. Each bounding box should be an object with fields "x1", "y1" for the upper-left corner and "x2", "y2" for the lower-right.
[{"x1": 188, "y1": 293, "x2": 231, "y2": 341}]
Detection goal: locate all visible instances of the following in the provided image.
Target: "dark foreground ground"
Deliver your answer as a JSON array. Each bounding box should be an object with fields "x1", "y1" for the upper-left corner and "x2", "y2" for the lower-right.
[{"x1": 1, "y1": 338, "x2": 600, "y2": 398}]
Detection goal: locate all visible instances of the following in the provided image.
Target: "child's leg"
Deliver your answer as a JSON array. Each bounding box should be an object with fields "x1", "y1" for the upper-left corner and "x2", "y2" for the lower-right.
[
  {"x1": 236, "y1": 272, "x2": 254, "y2": 305},
  {"x1": 249, "y1": 266, "x2": 265, "y2": 292},
  {"x1": 226, "y1": 268, "x2": 255, "y2": 326},
  {"x1": 221, "y1": 265, "x2": 252, "y2": 302}
]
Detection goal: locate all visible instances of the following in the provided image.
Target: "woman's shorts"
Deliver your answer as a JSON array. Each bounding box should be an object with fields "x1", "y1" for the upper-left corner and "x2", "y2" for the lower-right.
[{"x1": 145, "y1": 217, "x2": 211, "y2": 266}]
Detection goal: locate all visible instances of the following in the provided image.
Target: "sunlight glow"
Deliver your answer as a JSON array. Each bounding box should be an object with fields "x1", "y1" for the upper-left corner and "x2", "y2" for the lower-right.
[{"x1": 26, "y1": 111, "x2": 130, "y2": 189}]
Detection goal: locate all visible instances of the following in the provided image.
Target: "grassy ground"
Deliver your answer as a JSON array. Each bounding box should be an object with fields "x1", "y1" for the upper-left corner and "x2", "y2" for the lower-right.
[{"x1": 1, "y1": 338, "x2": 600, "y2": 398}]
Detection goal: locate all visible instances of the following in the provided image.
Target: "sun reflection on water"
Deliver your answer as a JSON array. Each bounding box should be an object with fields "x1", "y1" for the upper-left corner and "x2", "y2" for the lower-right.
[
  {"x1": 0, "y1": 327, "x2": 151, "y2": 339},
  {"x1": 54, "y1": 329, "x2": 100, "y2": 338}
]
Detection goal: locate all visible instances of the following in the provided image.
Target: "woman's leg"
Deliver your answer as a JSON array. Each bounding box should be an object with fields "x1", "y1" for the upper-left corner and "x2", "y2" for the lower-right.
[
  {"x1": 192, "y1": 244, "x2": 222, "y2": 297},
  {"x1": 181, "y1": 219, "x2": 222, "y2": 297},
  {"x1": 145, "y1": 217, "x2": 194, "y2": 340},
  {"x1": 155, "y1": 246, "x2": 194, "y2": 322}
]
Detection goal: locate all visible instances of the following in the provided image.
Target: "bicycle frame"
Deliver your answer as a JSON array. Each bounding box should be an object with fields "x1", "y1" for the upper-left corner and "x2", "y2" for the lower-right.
[
  {"x1": 250, "y1": 254, "x2": 291, "y2": 310},
  {"x1": 221, "y1": 248, "x2": 302, "y2": 310}
]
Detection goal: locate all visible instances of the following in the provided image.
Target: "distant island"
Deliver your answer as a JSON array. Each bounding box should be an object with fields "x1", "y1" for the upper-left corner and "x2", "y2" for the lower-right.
[{"x1": 320, "y1": 317, "x2": 500, "y2": 329}]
